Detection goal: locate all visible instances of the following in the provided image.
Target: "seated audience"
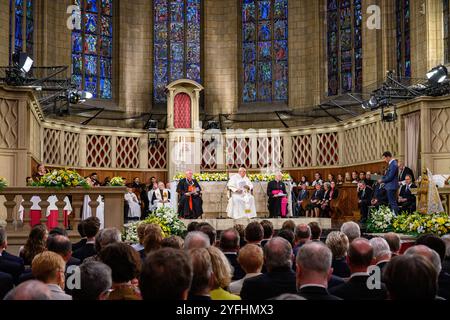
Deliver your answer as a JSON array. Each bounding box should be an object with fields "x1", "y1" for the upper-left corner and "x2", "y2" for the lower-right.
[
  {"x1": 72, "y1": 217, "x2": 100, "y2": 262},
  {"x1": 72, "y1": 221, "x2": 87, "y2": 252},
  {"x1": 398, "y1": 174, "x2": 417, "y2": 213},
  {"x1": 0, "y1": 227, "x2": 25, "y2": 284},
  {"x1": 240, "y1": 237, "x2": 296, "y2": 300},
  {"x1": 219, "y1": 228, "x2": 244, "y2": 281},
  {"x1": 184, "y1": 231, "x2": 211, "y2": 250},
  {"x1": 351, "y1": 171, "x2": 359, "y2": 183},
  {"x1": 371, "y1": 180, "x2": 388, "y2": 208},
  {"x1": 234, "y1": 224, "x2": 247, "y2": 248},
  {"x1": 197, "y1": 223, "x2": 217, "y2": 246},
  {"x1": 131, "y1": 223, "x2": 147, "y2": 252},
  {"x1": 365, "y1": 171, "x2": 374, "y2": 188},
  {"x1": 384, "y1": 254, "x2": 438, "y2": 300},
  {"x1": 308, "y1": 222, "x2": 322, "y2": 241},
  {"x1": 99, "y1": 242, "x2": 142, "y2": 300},
  {"x1": 330, "y1": 238, "x2": 387, "y2": 300},
  {"x1": 296, "y1": 183, "x2": 309, "y2": 217},
  {"x1": 186, "y1": 221, "x2": 199, "y2": 233},
  {"x1": 161, "y1": 236, "x2": 184, "y2": 249},
  {"x1": 281, "y1": 220, "x2": 296, "y2": 233},
  {"x1": 3, "y1": 280, "x2": 52, "y2": 300},
  {"x1": 140, "y1": 248, "x2": 192, "y2": 300},
  {"x1": 260, "y1": 220, "x2": 274, "y2": 247},
  {"x1": 71, "y1": 261, "x2": 112, "y2": 300},
  {"x1": 49, "y1": 227, "x2": 68, "y2": 237},
  {"x1": 229, "y1": 244, "x2": 263, "y2": 296},
  {"x1": 296, "y1": 242, "x2": 341, "y2": 300},
  {"x1": 86, "y1": 227, "x2": 122, "y2": 263},
  {"x1": 357, "y1": 181, "x2": 373, "y2": 224},
  {"x1": 369, "y1": 237, "x2": 392, "y2": 272},
  {"x1": 319, "y1": 182, "x2": 332, "y2": 217},
  {"x1": 207, "y1": 246, "x2": 240, "y2": 300},
  {"x1": 344, "y1": 172, "x2": 352, "y2": 183},
  {"x1": 293, "y1": 224, "x2": 311, "y2": 257},
  {"x1": 384, "y1": 232, "x2": 401, "y2": 257},
  {"x1": 188, "y1": 248, "x2": 213, "y2": 300},
  {"x1": 31, "y1": 251, "x2": 72, "y2": 300},
  {"x1": 327, "y1": 173, "x2": 335, "y2": 183},
  {"x1": 337, "y1": 174, "x2": 344, "y2": 185},
  {"x1": 20, "y1": 224, "x2": 48, "y2": 266},
  {"x1": 326, "y1": 231, "x2": 350, "y2": 278},
  {"x1": 311, "y1": 172, "x2": 323, "y2": 186},
  {"x1": 277, "y1": 229, "x2": 295, "y2": 248},
  {"x1": 340, "y1": 221, "x2": 361, "y2": 243},
  {"x1": 307, "y1": 184, "x2": 323, "y2": 218},
  {"x1": 398, "y1": 161, "x2": 415, "y2": 183},
  {"x1": 299, "y1": 175, "x2": 309, "y2": 186},
  {"x1": 47, "y1": 234, "x2": 80, "y2": 267},
  {"x1": 244, "y1": 222, "x2": 264, "y2": 246},
  {"x1": 143, "y1": 224, "x2": 163, "y2": 257},
  {"x1": 0, "y1": 271, "x2": 13, "y2": 299}
]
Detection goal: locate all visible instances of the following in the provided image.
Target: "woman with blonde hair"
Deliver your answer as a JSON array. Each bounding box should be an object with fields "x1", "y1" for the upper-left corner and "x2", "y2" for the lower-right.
[
  {"x1": 206, "y1": 246, "x2": 241, "y2": 300},
  {"x1": 325, "y1": 231, "x2": 350, "y2": 278}
]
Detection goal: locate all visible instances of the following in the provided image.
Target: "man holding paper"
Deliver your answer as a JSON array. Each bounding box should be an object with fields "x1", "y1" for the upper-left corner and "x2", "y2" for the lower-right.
[
  {"x1": 267, "y1": 171, "x2": 288, "y2": 218},
  {"x1": 227, "y1": 167, "x2": 257, "y2": 219}
]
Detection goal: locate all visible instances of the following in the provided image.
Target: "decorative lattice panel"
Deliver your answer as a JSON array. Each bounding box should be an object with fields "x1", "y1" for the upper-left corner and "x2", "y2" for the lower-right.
[
  {"x1": 148, "y1": 138, "x2": 168, "y2": 169},
  {"x1": 257, "y1": 137, "x2": 284, "y2": 168},
  {"x1": 431, "y1": 108, "x2": 450, "y2": 153},
  {"x1": 0, "y1": 98, "x2": 18, "y2": 148},
  {"x1": 226, "y1": 138, "x2": 251, "y2": 169},
  {"x1": 201, "y1": 139, "x2": 217, "y2": 170},
  {"x1": 116, "y1": 136, "x2": 140, "y2": 169},
  {"x1": 379, "y1": 121, "x2": 398, "y2": 156},
  {"x1": 86, "y1": 135, "x2": 112, "y2": 168},
  {"x1": 291, "y1": 135, "x2": 312, "y2": 167},
  {"x1": 62, "y1": 131, "x2": 80, "y2": 167},
  {"x1": 43, "y1": 128, "x2": 61, "y2": 165},
  {"x1": 343, "y1": 127, "x2": 359, "y2": 164},
  {"x1": 316, "y1": 132, "x2": 339, "y2": 166},
  {"x1": 359, "y1": 122, "x2": 378, "y2": 162},
  {"x1": 30, "y1": 114, "x2": 41, "y2": 160}
]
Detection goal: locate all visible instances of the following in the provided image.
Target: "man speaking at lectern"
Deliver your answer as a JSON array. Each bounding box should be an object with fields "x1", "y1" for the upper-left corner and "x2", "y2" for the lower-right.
[{"x1": 227, "y1": 168, "x2": 257, "y2": 219}]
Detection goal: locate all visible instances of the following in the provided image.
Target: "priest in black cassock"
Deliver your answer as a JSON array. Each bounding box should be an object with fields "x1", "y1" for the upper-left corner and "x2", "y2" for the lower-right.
[
  {"x1": 267, "y1": 172, "x2": 288, "y2": 218},
  {"x1": 176, "y1": 169, "x2": 203, "y2": 219}
]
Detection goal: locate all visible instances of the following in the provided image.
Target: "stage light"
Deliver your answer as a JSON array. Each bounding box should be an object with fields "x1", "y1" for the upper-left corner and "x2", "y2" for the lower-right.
[
  {"x1": 68, "y1": 90, "x2": 93, "y2": 104},
  {"x1": 206, "y1": 121, "x2": 220, "y2": 130},
  {"x1": 426, "y1": 65, "x2": 448, "y2": 84},
  {"x1": 361, "y1": 95, "x2": 378, "y2": 110},
  {"x1": 12, "y1": 52, "x2": 34, "y2": 73}
]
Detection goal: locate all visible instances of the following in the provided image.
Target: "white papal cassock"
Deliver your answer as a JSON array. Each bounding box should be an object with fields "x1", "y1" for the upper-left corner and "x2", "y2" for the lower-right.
[
  {"x1": 226, "y1": 174, "x2": 257, "y2": 219},
  {"x1": 125, "y1": 192, "x2": 141, "y2": 218}
]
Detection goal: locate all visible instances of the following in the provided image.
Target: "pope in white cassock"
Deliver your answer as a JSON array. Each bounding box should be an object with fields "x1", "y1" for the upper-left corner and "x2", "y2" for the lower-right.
[{"x1": 226, "y1": 167, "x2": 257, "y2": 219}]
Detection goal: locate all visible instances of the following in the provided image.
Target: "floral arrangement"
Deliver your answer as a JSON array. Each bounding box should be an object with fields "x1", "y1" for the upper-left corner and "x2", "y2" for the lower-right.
[
  {"x1": 123, "y1": 206, "x2": 186, "y2": 243},
  {"x1": 109, "y1": 176, "x2": 125, "y2": 186},
  {"x1": 366, "y1": 206, "x2": 396, "y2": 233},
  {"x1": 33, "y1": 169, "x2": 90, "y2": 189},
  {"x1": 0, "y1": 177, "x2": 8, "y2": 191},
  {"x1": 392, "y1": 212, "x2": 450, "y2": 236},
  {"x1": 172, "y1": 172, "x2": 291, "y2": 182}
]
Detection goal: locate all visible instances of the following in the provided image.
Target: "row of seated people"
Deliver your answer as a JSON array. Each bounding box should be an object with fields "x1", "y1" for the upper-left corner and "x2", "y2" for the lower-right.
[{"x1": 294, "y1": 182, "x2": 339, "y2": 218}]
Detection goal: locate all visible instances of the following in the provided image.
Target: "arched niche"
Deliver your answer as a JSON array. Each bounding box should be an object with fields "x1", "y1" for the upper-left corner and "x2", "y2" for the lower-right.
[{"x1": 166, "y1": 79, "x2": 204, "y2": 130}]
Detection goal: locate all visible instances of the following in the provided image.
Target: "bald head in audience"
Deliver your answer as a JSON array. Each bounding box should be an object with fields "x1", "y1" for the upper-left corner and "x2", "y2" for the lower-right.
[
  {"x1": 294, "y1": 223, "x2": 311, "y2": 246},
  {"x1": 383, "y1": 232, "x2": 401, "y2": 256},
  {"x1": 405, "y1": 245, "x2": 442, "y2": 274},
  {"x1": 4, "y1": 280, "x2": 52, "y2": 300},
  {"x1": 184, "y1": 231, "x2": 211, "y2": 250},
  {"x1": 264, "y1": 237, "x2": 293, "y2": 272},
  {"x1": 340, "y1": 222, "x2": 361, "y2": 243},
  {"x1": 347, "y1": 238, "x2": 374, "y2": 273}
]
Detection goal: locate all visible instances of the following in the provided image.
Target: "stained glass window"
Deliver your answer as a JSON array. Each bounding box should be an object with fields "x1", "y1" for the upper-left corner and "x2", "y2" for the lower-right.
[
  {"x1": 9, "y1": 0, "x2": 34, "y2": 61},
  {"x1": 444, "y1": 0, "x2": 449, "y2": 63},
  {"x1": 241, "y1": 0, "x2": 288, "y2": 103},
  {"x1": 71, "y1": 0, "x2": 113, "y2": 99},
  {"x1": 395, "y1": 0, "x2": 410, "y2": 78},
  {"x1": 153, "y1": 0, "x2": 202, "y2": 104},
  {"x1": 327, "y1": 0, "x2": 362, "y2": 96}
]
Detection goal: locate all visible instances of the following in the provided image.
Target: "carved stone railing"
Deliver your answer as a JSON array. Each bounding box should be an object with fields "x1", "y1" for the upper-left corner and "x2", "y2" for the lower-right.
[{"x1": 0, "y1": 187, "x2": 126, "y2": 232}]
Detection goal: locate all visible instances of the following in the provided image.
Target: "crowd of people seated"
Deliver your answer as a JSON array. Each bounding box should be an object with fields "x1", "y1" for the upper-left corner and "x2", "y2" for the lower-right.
[{"x1": 1, "y1": 218, "x2": 450, "y2": 300}]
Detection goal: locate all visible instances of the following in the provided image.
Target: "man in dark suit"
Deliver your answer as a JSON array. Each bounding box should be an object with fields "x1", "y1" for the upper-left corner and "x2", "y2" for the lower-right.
[
  {"x1": 398, "y1": 161, "x2": 415, "y2": 183},
  {"x1": 219, "y1": 228, "x2": 245, "y2": 281},
  {"x1": 0, "y1": 227, "x2": 25, "y2": 284},
  {"x1": 72, "y1": 221, "x2": 87, "y2": 252},
  {"x1": 357, "y1": 181, "x2": 373, "y2": 224},
  {"x1": 381, "y1": 151, "x2": 399, "y2": 215},
  {"x1": 241, "y1": 237, "x2": 297, "y2": 300},
  {"x1": 72, "y1": 217, "x2": 100, "y2": 263},
  {"x1": 398, "y1": 175, "x2": 417, "y2": 213},
  {"x1": 47, "y1": 234, "x2": 81, "y2": 267},
  {"x1": 296, "y1": 183, "x2": 309, "y2": 217},
  {"x1": 371, "y1": 180, "x2": 388, "y2": 208},
  {"x1": 296, "y1": 242, "x2": 341, "y2": 300},
  {"x1": 330, "y1": 238, "x2": 387, "y2": 300}
]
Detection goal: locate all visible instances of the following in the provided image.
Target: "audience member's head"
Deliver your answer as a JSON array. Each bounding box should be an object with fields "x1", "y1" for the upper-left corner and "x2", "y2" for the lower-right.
[
  {"x1": 264, "y1": 237, "x2": 293, "y2": 272},
  {"x1": 296, "y1": 242, "x2": 333, "y2": 288},
  {"x1": 22, "y1": 224, "x2": 48, "y2": 265},
  {"x1": 281, "y1": 220, "x2": 296, "y2": 233},
  {"x1": 99, "y1": 243, "x2": 141, "y2": 284},
  {"x1": 136, "y1": 223, "x2": 148, "y2": 245},
  {"x1": 143, "y1": 224, "x2": 163, "y2": 254},
  {"x1": 245, "y1": 222, "x2": 264, "y2": 244},
  {"x1": 207, "y1": 246, "x2": 233, "y2": 290},
  {"x1": 198, "y1": 223, "x2": 217, "y2": 246},
  {"x1": 49, "y1": 227, "x2": 68, "y2": 237},
  {"x1": 234, "y1": 224, "x2": 246, "y2": 241},
  {"x1": 184, "y1": 231, "x2": 211, "y2": 250},
  {"x1": 308, "y1": 222, "x2": 322, "y2": 241},
  {"x1": 95, "y1": 228, "x2": 122, "y2": 253},
  {"x1": 416, "y1": 234, "x2": 446, "y2": 262},
  {"x1": 369, "y1": 237, "x2": 392, "y2": 264},
  {"x1": 340, "y1": 221, "x2": 361, "y2": 243},
  {"x1": 32, "y1": 251, "x2": 66, "y2": 289},
  {"x1": 4, "y1": 280, "x2": 52, "y2": 300},
  {"x1": 384, "y1": 255, "x2": 438, "y2": 300},
  {"x1": 294, "y1": 223, "x2": 311, "y2": 245},
  {"x1": 277, "y1": 229, "x2": 295, "y2": 247},
  {"x1": 347, "y1": 238, "x2": 374, "y2": 273},
  {"x1": 187, "y1": 221, "x2": 199, "y2": 233},
  {"x1": 83, "y1": 217, "x2": 101, "y2": 239},
  {"x1": 384, "y1": 232, "x2": 401, "y2": 255},
  {"x1": 189, "y1": 248, "x2": 213, "y2": 297},
  {"x1": 404, "y1": 245, "x2": 442, "y2": 274},
  {"x1": 140, "y1": 248, "x2": 193, "y2": 300},
  {"x1": 219, "y1": 228, "x2": 240, "y2": 253},
  {"x1": 77, "y1": 220, "x2": 86, "y2": 238},
  {"x1": 260, "y1": 220, "x2": 274, "y2": 240},
  {"x1": 325, "y1": 231, "x2": 349, "y2": 259},
  {"x1": 46, "y1": 234, "x2": 73, "y2": 262},
  {"x1": 237, "y1": 244, "x2": 264, "y2": 275},
  {"x1": 71, "y1": 261, "x2": 112, "y2": 300},
  {"x1": 161, "y1": 236, "x2": 184, "y2": 249}
]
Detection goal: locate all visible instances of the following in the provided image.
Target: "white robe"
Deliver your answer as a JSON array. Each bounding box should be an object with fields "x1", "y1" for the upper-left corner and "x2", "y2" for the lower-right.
[
  {"x1": 82, "y1": 195, "x2": 105, "y2": 228},
  {"x1": 125, "y1": 192, "x2": 142, "y2": 218},
  {"x1": 226, "y1": 174, "x2": 257, "y2": 219},
  {"x1": 153, "y1": 188, "x2": 172, "y2": 209}
]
